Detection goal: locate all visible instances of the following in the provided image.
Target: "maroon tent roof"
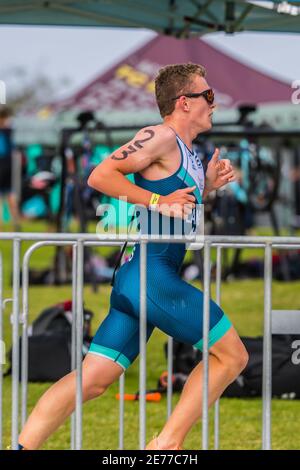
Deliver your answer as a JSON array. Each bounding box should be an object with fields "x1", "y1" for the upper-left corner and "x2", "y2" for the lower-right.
[{"x1": 53, "y1": 35, "x2": 291, "y2": 113}]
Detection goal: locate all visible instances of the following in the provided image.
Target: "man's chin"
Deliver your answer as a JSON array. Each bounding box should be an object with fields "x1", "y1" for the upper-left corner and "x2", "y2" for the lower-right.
[
  {"x1": 204, "y1": 121, "x2": 213, "y2": 131},
  {"x1": 197, "y1": 120, "x2": 213, "y2": 133}
]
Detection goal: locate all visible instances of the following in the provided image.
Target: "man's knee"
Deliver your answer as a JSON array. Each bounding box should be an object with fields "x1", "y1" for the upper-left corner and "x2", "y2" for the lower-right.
[
  {"x1": 82, "y1": 370, "x2": 112, "y2": 400},
  {"x1": 82, "y1": 379, "x2": 108, "y2": 400},
  {"x1": 210, "y1": 329, "x2": 249, "y2": 379},
  {"x1": 226, "y1": 344, "x2": 249, "y2": 376},
  {"x1": 81, "y1": 354, "x2": 123, "y2": 400},
  {"x1": 220, "y1": 343, "x2": 249, "y2": 382}
]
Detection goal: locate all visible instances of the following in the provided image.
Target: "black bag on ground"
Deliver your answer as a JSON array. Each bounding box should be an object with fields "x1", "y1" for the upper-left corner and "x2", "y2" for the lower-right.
[
  {"x1": 163, "y1": 335, "x2": 300, "y2": 399},
  {"x1": 225, "y1": 335, "x2": 300, "y2": 399},
  {"x1": 5, "y1": 301, "x2": 94, "y2": 382}
]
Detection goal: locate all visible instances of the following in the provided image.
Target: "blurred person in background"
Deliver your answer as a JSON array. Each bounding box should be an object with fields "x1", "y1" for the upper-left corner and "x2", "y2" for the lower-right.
[{"x1": 0, "y1": 105, "x2": 21, "y2": 230}]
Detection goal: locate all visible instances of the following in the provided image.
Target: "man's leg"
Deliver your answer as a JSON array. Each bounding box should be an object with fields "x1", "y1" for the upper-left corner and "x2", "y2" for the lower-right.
[
  {"x1": 0, "y1": 195, "x2": 3, "y2": 231},
  {"x1": 147, "y1": 326, "x2": 248, "y2": 450},
  {"x1": 7, "y1": 192, "x2": 21, "y2": 230},
  {"x1": 18, "y1": 354, "x2": 123, "y2": 450}
]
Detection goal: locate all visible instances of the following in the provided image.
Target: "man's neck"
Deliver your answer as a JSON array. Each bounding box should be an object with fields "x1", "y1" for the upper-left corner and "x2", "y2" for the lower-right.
[{"x1": 163, "y1": 117, "x2": 197, "y2": 150}]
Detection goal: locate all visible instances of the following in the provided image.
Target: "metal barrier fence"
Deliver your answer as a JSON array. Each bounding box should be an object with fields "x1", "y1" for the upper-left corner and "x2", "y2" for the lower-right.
[{"x1": 0, "y1": 232, "x2": 300, "y2": 450}]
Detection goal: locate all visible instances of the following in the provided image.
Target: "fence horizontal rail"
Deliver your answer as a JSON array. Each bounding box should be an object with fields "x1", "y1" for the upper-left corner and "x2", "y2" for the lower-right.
[{"x1": 0, "y1": 232, "x2": 300, "y2": 245}]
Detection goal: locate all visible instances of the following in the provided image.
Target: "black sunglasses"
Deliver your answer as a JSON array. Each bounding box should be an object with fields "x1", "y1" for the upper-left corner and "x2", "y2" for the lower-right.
[{"x1": 172, "y1": 88, "x2": 214, "y2": 105}]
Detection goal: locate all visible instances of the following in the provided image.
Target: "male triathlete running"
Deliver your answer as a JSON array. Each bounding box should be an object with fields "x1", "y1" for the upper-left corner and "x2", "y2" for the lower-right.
[{"x1": 18, "y1": 64, "x2": 248, "y2": 451}]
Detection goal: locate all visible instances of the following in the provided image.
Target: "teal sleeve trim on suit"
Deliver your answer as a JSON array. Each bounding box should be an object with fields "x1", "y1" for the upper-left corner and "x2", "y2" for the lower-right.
[
  {"x1": 89, "y1": 343, "x2": 131, "y2": 370},
  {"x1": 193, "y1": 315, "x2": 232, "y2": 351}
]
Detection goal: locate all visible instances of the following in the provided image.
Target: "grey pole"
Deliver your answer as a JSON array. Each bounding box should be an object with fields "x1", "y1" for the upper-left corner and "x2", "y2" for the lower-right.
[
  {"x1": 139, "y1": 241, "x2": 147, "y2": 450},
  {"x1": 21, "y1": 241, "x2": 76, "y2": 429},
  {"x1": 202, "y1": 241, "x2": 211, "y2": 450},
  {"x1": 1, "y1": 232, "x2": 300, "y2": 245},
  {"x1": 11, "y1": 238, "x2": 21, "y2": 449},
  {"x1": 75, "y1": 240, "x2": 84, "y2": 450},
  {"x1": 119, "y1": 372, "x2": 125, "y2": 450},
  {"x1": 118, "y1": 242, "x2": 128, "y2": 451},
  {"x1": 167, "y1": 336, "x2": 173, "y2": 419},
  {"x1": 21, "y1": 248, "x2": 30, "y2": 428},
  {"x1": 214, "y1": 246, "x2": 222, "y2": 450},
  {"x1": 0, "y1": 252, "x2": 3, "y2": 449},
  {"x1": 262, "y1": 243, "x2": 273, "y2": 450},
  {"x1": 71, "y1": 244, "x2": 77, "y2": 450}
]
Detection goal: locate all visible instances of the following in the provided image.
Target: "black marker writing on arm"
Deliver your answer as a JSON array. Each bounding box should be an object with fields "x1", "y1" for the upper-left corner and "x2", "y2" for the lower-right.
[{"x1": 111, "y1": 129, "x2": 155, "y2": 160}]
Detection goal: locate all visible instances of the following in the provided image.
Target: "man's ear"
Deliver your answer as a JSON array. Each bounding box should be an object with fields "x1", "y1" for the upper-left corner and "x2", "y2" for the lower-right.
[{"x1": 181, "y1": 97, "x2": 189, "y2": 112}]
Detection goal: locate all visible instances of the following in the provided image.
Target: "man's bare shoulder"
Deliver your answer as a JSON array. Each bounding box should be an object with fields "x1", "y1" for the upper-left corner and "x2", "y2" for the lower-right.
[{"x1": 136, "y1": 124, "x2": 177, "y2": 153}]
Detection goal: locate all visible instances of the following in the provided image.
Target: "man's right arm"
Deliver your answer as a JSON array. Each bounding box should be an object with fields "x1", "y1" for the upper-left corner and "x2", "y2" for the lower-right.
[
  {"x1": 88, "y1": 126, "x2": 196, "y2": 217},
  {"x1": 87, "y1": 126, "x2": 174, "y2": 207}
]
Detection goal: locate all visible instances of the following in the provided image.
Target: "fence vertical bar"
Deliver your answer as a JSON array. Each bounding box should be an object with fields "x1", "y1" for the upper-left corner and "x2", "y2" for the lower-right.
[
  {"x1": 11, "y1": 238, "x2": 21, "y2": 449},
  {"x1": 75, "y1": 240, "x2": 84, "y2": 450},
  {"x1": 21, "y1": 247, "x2": 30, "y2": 428},
  {"x1": 214, "y1": 246, "x2": 222, "y2": 450},
  {"x1": 139, "y1": 241, "x2": 147, "y2": 450},
  {"x1": 119, "y1": 372, "x2": 125, "y2": 450},
  {"x1": 202, "y1": 241, "x2": 211, "y2": 450},
  {"x1": 262, "y1": 242, "x2": 272, "y2": 450},
  {"x1": 167, "y1": 337, "x2": 173, "y2": 419},
  {"x1": 0, "y1": 252, "x2": 3, "y2": 449},
  {"x1": 71, "y1": 244, "x2": 77, "y2": 450},
  {"x1": 21, "y1": 241, "x2": 75, "y2": 432},
  {"x1": 118, "y1": 245, "x2": 127, "y2": 450}
]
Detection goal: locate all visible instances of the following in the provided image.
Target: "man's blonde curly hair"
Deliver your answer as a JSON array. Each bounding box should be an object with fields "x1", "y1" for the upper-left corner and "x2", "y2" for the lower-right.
[{"x1": 155, "y1": 63, "x2": 206, "y2": 118}]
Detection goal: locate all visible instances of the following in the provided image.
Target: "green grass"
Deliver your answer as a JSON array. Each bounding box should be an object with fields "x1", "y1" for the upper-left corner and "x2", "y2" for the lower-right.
[{"x1": 1, "y1": 221, "x2": 300, "y2": 450}]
